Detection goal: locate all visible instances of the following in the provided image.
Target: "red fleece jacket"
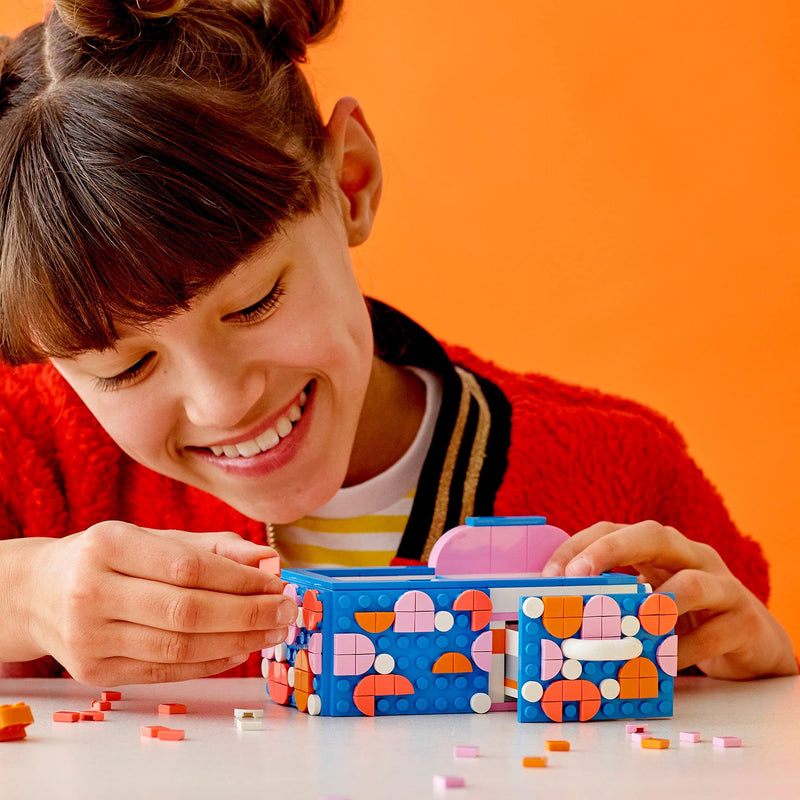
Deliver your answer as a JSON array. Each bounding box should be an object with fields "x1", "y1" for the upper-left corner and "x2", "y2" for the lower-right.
[{"x1": 0, "y1": 346, "x2": 768, "y2": 678}]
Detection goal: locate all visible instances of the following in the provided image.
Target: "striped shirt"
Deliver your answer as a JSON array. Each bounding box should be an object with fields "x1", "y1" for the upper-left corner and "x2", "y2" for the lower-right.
[{"x1": 271, "y1": 368, "x2": 442, "y2": 568}]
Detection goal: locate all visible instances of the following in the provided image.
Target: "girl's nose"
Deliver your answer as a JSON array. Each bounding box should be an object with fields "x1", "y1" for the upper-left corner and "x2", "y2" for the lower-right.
[{"x1": 180, "y1": 355, "x2": 265, "y2": 430}]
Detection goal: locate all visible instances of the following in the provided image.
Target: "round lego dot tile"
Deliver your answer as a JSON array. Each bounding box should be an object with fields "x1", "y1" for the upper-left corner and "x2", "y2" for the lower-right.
[
  {"x1": 307, "y1": 694, "x2": 321, "y2": 716},
  {"x1": 600, "y1": 678, "x2": 621, "y2": 699},
  {"x1": 561, "y1": 659, "x2": 582, "y2": 680},
  {"x1": 435, "y1": 610, "x2": 455, "y2": 631},
  {"x1": 521, "y1": 681, "x2": 544, "y2": 703},
  {"x1": 523, "y1": 596, "x2": 545, "y2": 619},
  {"x1": 469, "y1": 693, "x2": 491, "y2": 714},
  {"x1": 374, "y1": 653, "x2": 395, "y2": 674},
  {"x1": 621, "y1": 615, "x2": 641, "y2": 636}
]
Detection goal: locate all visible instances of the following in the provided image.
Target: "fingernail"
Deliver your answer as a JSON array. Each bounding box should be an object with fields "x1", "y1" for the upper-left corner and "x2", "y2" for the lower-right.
[
  {"x1": 278, "y1": 600, "x2": 296, "y2": 625},
  {"x1": 565, "y1": 556, "x2": 592, "y2": 577},
  {"x1": 541, "y1": 563, "x2": 560, "y2": 577}
]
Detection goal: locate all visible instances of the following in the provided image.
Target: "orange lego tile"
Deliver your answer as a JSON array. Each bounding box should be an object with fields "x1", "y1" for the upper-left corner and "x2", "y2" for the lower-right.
[
  {"x1": 641, "y1": 738, "x2": 670, "y2": 749},
  {"x1": 156, "y1": 728, "x2": 185, "y2": 741},
  {"x1": 52, "y1": 711, "x2": 80, "y2": 723},
  {"x1": 158, "y1": 703, "x2": 187, "y2": 715},
  {"x1": 141, "y1": 725, "x2": 170, "y2": 737},
  {"x1": 522, "y1": 756, "x2": 548, "y2": 767},
  {"x1": 545, "y1": 740, "x2": 570, "y2": 751}
]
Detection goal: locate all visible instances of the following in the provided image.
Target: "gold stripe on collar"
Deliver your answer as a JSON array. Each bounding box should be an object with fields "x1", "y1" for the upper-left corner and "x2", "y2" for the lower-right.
[
  {"x1": 457, "y1": 368, "x2": 492, "y2": 523},
  {"x1": 421, "y1": 366, "x2": 492, "y2": 562}
]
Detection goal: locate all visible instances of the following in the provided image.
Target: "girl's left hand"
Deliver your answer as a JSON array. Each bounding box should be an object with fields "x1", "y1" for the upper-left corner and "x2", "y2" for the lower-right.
[{"x1": 541, "y1": 520, "x2": 798, "y2": 680}]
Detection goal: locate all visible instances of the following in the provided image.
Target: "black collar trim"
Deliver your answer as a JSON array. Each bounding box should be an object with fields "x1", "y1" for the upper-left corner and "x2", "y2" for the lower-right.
[{"x1": 367, "y1": 299, "x2": 511, "y2": 562}]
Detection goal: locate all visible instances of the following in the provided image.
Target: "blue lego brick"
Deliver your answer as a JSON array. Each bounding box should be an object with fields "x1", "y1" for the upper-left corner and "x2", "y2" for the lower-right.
[
  {"x1": 516, "y1": 592, "x2": 676, "y2": 723},
  {"x1": 466, "y1": 515, "x2": 547, "y2": 527}
]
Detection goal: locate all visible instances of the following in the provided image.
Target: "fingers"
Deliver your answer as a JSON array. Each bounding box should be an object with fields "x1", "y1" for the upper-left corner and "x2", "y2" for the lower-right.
[
  {"x1": 100, "y1": 620, "x2": 288, "y2": 664},
  {"x1": 81, "y1": 522, "x2": 283, "y2": 595},
  {"x1": 541, "y1": 522, "x2": 622, "y2": 576},
  {"x1": 71, "y1": 653, "x2": 253, "y2": 687},
  {"x1": 542, "y1": 520, "x2": 720, "y2": 580},
  {"x1": 175, "y1": 530, "x2": 280, "y2": 568},
  {"x1": 675, "y1": 612, "x2": 747, "y2": 673},
  {"x1": 104, "y1": 575, "x2": 298, "y2": 633},
  {"x1": 656, "y1": 569, "x2": 738, "y2": 617}
]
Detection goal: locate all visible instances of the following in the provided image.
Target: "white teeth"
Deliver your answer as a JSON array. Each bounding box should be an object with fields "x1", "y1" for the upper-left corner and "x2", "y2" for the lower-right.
[
  {"x1": 235, "y1": 439, "x2": 262, "y2": 458},
  {"x1": 255, "y1": 428, "x2": 280, "y2": 451},
  {"x1": 275, "y1": 416, "x2": 292, "y2": 438},
  {"x1": 206, "y1": 387, "x2": 308, "y2": 458}
]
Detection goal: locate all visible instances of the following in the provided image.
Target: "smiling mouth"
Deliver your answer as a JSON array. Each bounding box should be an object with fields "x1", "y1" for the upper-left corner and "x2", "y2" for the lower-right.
[{"x1": 202, "y1": 382, "x2": 311, "y2": 459}]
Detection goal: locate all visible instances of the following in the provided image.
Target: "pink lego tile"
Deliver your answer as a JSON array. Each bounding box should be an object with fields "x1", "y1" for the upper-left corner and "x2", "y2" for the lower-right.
[
  {"x1": 333, "y1": 654, "x2": 356, "y2": 675},
  {"x1": 680, "y1": 731, "x2": 701, "y2": 743},
  {"x1": 454, "y1": 745, "x2": 479, "y2": 758},
  {"x1": 524, "y1": 524, "x2": 570, "y2": 572},
  {"x1": 489, "y1": 525, "x2": 526, "y2": 573},
  {"x1": 626, "y1": 723, "x2": 648, "y2": 733},
  {"x1": 428, "y1": 524, "x2": 491, "y2": 575},
  {"x1": 656, "y1": 635, "x2": 679, "y2": 677},
  {"x1": 433, "y1": 775, "x2": 466, "y2": 790},
  {"x1": 713, "y1": 736, "x2": 742, "y2": 748},
  {"x1": 580, "y1": 616, "x2": 604, "y2": 639}
]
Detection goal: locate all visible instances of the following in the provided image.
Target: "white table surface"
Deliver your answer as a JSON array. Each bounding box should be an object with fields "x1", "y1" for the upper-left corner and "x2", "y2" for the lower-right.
[{"x1": 2, "y1": 675, "x2": 798, "y2": 799}]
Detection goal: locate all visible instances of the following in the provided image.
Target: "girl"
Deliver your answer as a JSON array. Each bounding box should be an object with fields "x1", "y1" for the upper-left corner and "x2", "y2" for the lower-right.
[{"x1": 0, "y1": 0, "x2": 795, "y2": 686}]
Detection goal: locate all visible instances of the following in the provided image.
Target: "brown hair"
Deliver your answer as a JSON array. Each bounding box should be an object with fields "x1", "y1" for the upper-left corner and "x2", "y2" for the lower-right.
[{"x1": 0, "y1": 0, "x2": 344, "y2": 365}]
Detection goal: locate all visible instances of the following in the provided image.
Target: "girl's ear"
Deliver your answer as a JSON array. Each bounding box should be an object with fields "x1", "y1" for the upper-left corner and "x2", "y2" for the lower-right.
[{"x1": 325, "y1": 97, "x2": 382, "y2": 246}]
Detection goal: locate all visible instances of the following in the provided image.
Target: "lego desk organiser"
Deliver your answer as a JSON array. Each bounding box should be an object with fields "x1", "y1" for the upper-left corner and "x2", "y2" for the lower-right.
[{"x1": 262, "y1": 516, "x2": 677, "y2": 722}]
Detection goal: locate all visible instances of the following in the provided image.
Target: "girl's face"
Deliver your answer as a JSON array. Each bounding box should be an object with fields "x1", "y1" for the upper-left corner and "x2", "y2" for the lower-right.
[{"x1": 51, "y1": 201, "x2": 375, "y2": 523}]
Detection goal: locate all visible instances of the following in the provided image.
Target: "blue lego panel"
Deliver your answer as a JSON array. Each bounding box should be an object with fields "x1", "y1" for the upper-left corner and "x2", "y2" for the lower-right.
[
  {"x1": 466, "y1": 516, "x2": 547, "y2": 527},
  {"x1": 266, "y1": 578, "x2": 496, "y2": 717},
  {"x1": 516, "y1": 592, "x2": 676, "y2": 723}
]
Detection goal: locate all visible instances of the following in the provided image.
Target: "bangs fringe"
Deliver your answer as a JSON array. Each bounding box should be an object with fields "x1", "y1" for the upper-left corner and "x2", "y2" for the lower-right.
[{"x1": 0, "y1": 79, "x2": 323, "y2": 364}]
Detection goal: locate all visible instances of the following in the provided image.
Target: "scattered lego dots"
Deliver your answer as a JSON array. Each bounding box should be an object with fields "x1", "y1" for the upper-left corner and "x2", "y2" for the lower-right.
[
  {"x1": 158, "y1": 703, "x2": 187, "y2": 715},
  {"x1": 141, "y1": 725, "x2": 170, "y2": 738},
  {"x1": 522, "y1": 756, "x2": 548, "y2": 767},
  {"x1": 641, "y1": 738, "x2": 670, "y2": 750},
  {"x1": 141, "y1": 725, "x2": 184, "y2": 740},
  {"x1": 631, "y1": 732, "x2": 652, "y2": 743},
  {"x1": 0, "y1": 702, "x2": 34, "y2": 741},
  {"x1": 235, "y1": 718, "x2": 263, "y2": 731},
  {"x1": 156, "y1": 728, "x2": 185, "y2": 741},
  {"x1": 233, "y1": 708, "x2": 264, "y2": 719},
  {"x1": 101, "y1": 691, "x2": 122, "y2": 702},
  {"x1": 626, "y1": 723, "x2": 648, "y2": 734},
  {"x1": 52, "y1": 711, "x2": 80, "y2": 723},
  {"x1": 233, "y1": 708, "x2": 265, "y2": 730},
  {"x1": 545, "y1": 740, "x2": 570, "y2": 751},
  {"x1": 453, "y1": 745, "x2": 479, "y2": 758},
  {"x1": 433, "y1": 775, "x2": 466, "y2": 789},
  {"x1": 79, "y1": 710, "x2": 104, "y2": 721},
  {"x1": 91, "y1": 700, "x2": 111, "y2": 711},
  {"x1": 713, "y1": 736, "x2": 742, "y2": 748},
  {"x1": 680, "y1": 731, "x2": 701, "y2": 743}
]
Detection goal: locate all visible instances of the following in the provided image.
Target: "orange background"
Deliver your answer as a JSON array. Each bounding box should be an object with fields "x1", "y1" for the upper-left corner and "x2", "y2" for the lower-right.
[{"x1": 3, "y1": 1, "x2": 798, "y2": 651}]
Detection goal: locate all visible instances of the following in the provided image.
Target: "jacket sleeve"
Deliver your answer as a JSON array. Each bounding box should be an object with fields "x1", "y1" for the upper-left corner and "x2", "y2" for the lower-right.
[{"x1": 491, "y1": 366, "x2": 771, "y2": 604}]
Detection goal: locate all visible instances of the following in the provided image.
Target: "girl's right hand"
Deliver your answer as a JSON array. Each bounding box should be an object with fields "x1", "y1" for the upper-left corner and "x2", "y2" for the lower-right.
[{"x1": 21, "y1": 522, "x2": 296, "y2": 686}]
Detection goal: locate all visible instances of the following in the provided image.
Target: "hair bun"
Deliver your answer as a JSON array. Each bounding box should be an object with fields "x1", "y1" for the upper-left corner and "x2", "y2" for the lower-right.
[
  {"x1": 53, "y1": 0, "x2": 191, "y2": 41},
  {"x1": 237, "y1": 0, "x2": 343, "y2": 62}
]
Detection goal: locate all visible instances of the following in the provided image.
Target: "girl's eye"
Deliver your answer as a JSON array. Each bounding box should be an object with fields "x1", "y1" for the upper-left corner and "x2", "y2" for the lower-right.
[
  {"x1": 226, "y1": 281, "x2": 285, "y2": 323},
  {"x1": 94, "y1": 352, "x2": 156, "y2": 391}
]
